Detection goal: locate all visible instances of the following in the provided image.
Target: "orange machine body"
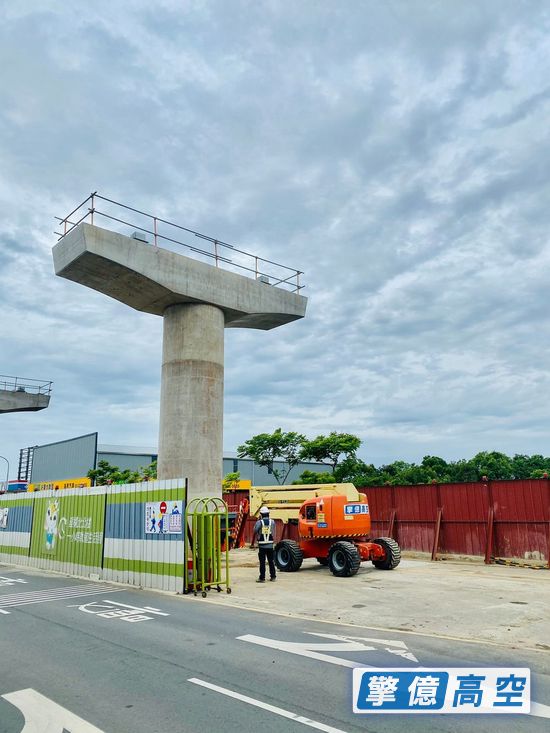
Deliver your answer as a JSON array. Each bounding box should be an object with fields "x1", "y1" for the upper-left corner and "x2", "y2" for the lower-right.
[{"x1": 297, "y1": 493, "x2": 385, "y2": 562}]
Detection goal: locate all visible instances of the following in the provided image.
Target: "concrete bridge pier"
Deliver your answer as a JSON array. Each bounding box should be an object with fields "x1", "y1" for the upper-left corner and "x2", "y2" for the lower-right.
[
  {"x1": 158, "y1": 303, "x2": 224, "y2": 498},
  {"x1": 53, "y1": 220, "x2": 307, "y2": 500}
]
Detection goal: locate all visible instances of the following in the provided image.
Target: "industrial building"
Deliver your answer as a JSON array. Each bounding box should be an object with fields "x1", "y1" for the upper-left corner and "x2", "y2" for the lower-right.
[{"x1": 20, "y1": 433, "x2": 327, "y2": 488}]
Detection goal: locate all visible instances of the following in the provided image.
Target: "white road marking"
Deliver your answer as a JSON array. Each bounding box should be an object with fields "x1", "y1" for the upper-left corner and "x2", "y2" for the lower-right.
[
  {"x1": 105, "y1": 600, "x2": 169, "y2": 616},
  {"x1": 307, "y1": 632, "x2": 419, "y2": 662},
  {"x1": 0, "y1": 584, "x2": 121, "y2": 614},
  {"x1": 531, "y1": 701, "x2": 550, "y2": 719},
  {"x1": 72, "y1": 599, "x2": 170, "y2": 623},
  {"x1": 238, "y1": 632, "x2": 418, "y2": 667},
  {"x1": 188, "y1": 678, "x2": 348, "y2": 733},
  {"x1": 239, "y1": 633, "x2": 365, "y2": 667},
  {"x1": 2, "y1": 688, "x2": 105, "y2": 732},
  {"x1": 0, "y1": 575, "x2": 27, "y2": 586},
  {"x1": 240, "y1": 634, "x2": 550, "y2": 720}
]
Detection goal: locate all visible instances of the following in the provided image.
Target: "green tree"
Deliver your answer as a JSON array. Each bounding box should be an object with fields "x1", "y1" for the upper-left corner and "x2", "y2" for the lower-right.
[
  {"x1": 292, "y1": 470, "x2": 336, "y2": 485},
  {"x1": 333, "y1": 456, "x2": 369, "y2": 482},
  {"x1": 237, "y1": 428, "x2": 305, "y2": 485},
  {"x1": 300, "y1": 432, "x2": 361, "y2": 474},
  {"x1": 87, "y1": 460, "x2": 120, "y2": 486},
  {"x1": 222, "y1": 471, "x2": 241, "y2": 490},
  {"x1": 468, "y1": 451, "x2": 513, "y2": 480},
  {"x1": 88, "y1": 459, "x2": 157, "y2": 486}
]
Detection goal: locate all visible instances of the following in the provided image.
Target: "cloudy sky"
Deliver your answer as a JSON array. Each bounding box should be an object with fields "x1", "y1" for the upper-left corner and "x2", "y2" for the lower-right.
[{"x1": 1, "y1": 0, "x2": 550, "y2": 479}]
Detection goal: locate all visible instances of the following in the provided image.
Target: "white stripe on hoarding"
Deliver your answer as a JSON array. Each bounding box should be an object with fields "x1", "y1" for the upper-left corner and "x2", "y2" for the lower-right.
[
  {"x1": 0, "y1": 531, "x2": 31, "y2": 548},
  {"x1": 103, "y1": 537, "x2": 184, "y2": 563}
]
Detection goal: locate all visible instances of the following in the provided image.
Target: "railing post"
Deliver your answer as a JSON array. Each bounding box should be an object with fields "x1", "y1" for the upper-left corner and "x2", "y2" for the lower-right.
[
  {"x1": 296, "y1": 271, "x2": 300, "y2": 292},
  {"x1": 214, "y1": 240, "x2": 219, "y2": 267},
  {"x1": 255, "y1": 256, "x2": 258, "y2": 280},
  {"x1": 90, "y1": 191, "x2": 95, "y2": 226},
  {"x1": 153, "y1": 217, "x2": 158, "y2": 246}
]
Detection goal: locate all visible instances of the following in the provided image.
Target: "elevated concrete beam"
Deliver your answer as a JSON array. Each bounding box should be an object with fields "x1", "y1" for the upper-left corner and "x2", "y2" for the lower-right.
[
  {"x1": 0, "y1": 390, "x2": 50, "y2": 413},
  {"x1": 53, "y1": 224, "x2": 307, "y2": 330}
]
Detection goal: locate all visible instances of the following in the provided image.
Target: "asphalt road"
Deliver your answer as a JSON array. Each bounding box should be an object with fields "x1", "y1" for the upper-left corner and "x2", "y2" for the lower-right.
[{"x1": 0, "y1": 564, "x2": 549, "y2": 733}]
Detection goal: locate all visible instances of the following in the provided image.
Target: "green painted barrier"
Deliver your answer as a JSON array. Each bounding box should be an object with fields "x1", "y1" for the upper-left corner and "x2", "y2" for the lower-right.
[
  {"x1": 29, "y1": 489, "x2": 106, "y2": 574},
  {"x1": 186, "y1": 497, "x2": 231, "y2": 597}
]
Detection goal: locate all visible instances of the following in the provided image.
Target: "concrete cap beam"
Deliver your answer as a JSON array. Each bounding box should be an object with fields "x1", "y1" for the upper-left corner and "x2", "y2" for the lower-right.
[
  {"x1": 53, "y1": 224, "x2": 307, "y2": 329},
  {"x1": 0, "y1": 390, "x2": 50, "y2": 413}
]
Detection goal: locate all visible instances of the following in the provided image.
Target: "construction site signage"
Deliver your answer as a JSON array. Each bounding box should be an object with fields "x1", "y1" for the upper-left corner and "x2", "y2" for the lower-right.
[
  {"x1": 28, "y1": 477, "x2": 91, "y2": 492},
  {"x1": 145, "y1": 501, "x2": 183, "y2": 534}
]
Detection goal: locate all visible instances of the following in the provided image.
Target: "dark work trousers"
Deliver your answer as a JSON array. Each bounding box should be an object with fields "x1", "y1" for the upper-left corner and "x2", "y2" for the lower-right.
[{"x1": 258, "y1": 546, "x2": 276, "y2": 580}]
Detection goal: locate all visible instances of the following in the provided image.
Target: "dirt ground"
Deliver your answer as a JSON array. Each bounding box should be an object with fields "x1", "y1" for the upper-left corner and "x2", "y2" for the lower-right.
[{"x1": 202, "y1": 549, "x2": 550, "y2": 651}]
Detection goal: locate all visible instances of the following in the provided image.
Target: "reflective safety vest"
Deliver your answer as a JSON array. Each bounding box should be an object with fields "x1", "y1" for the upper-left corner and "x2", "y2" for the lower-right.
[{"x1": 257, "y1": 518, "x2": 275, "y2": 548}]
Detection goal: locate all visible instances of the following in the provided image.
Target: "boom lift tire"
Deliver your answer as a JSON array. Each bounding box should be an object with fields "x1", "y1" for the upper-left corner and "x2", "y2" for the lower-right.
[
  {"x1": 275, "y1": 540, "x2": 304, "y2": 572},
  {"x1": 372, "y1": 537, "x2": 401, "y2": 570},
  {"x1": 328, "y1": 541, "x2": 361, "y2": 577}
]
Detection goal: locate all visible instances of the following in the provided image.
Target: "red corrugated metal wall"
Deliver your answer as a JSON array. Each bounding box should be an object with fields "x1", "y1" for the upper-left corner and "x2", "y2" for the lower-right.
[
  {"x1": 226, "y1": 479, "x2": 550, "y2": 562},
  {"x1": 365, "y1": 479, "x2": 550, "y2": 561}
]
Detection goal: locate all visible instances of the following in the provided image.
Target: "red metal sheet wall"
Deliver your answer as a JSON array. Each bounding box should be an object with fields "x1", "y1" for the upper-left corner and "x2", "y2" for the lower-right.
[
  {"x1": 365, "y1": 479, "x2": 550, "y2": 561},
  {"x1": 227, "y1": 479, "x2": 550, "y2": 562}
]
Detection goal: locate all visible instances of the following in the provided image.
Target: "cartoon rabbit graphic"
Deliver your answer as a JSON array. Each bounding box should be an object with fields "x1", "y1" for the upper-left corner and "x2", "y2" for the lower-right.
[{"x1": 44, "y1": 501, "x2": 59, "y2": 551}]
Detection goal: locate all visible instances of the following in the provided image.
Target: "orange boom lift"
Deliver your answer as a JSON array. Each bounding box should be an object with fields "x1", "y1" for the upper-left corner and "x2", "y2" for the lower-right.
[{"x1": 249, "y1": 484, "x2": 400, "y2": 577}]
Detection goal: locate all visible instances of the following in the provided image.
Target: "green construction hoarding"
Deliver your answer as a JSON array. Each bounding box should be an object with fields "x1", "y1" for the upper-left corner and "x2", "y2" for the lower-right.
[{"x1": 29, "y1": 492, "x2": 105, "y2": 567}]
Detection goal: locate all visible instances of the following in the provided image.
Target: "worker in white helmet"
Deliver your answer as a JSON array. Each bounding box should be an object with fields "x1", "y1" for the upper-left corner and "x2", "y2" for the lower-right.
[{"x1": 253, "y1": 506, "x2": 277, "y2": 582}]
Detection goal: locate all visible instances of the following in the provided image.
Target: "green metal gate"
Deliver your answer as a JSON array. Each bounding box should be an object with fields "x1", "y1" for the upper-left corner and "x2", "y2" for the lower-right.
[{"x1": 186, "y1": 496, "x2": 231, "y2": 597}]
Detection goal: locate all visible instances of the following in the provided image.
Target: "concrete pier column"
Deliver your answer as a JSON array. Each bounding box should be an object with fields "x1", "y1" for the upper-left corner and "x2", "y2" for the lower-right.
[{"x1": 157, "y1": 303, "x2": 224, "y2": 499}]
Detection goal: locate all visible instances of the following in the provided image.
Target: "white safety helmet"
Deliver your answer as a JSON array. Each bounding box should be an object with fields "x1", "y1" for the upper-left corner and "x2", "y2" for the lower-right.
[{"x1": 259, "y1": 506, "x2": 270, "y2": 515}]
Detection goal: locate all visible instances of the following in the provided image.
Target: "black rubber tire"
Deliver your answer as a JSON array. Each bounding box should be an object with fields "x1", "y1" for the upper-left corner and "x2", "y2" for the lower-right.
[
  {"x1": 275, "y1": 540, "x2": 304, "y2": 572},
  {"x1": 328, "y1": 541, "x2": 361, "y2": 577},
  {"x1": 316, "y1": 557, "x2": 329, "y2": 566},
  {"x1": 372, "y1": 537, "x2": 401, "y2": 570}
]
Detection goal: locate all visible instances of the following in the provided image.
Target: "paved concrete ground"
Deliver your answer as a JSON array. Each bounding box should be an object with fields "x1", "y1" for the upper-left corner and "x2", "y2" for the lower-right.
[
  {"x1": 219, "y1": 550, "x2": 550, "y2": 651},
  {"x1": 1, "y1": 563, "x2": 549, "y2": 733}
]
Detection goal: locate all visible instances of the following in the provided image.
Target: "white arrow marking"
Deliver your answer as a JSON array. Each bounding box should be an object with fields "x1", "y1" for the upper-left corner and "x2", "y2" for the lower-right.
[
  {"x1": 237, "y1": 632, "x2": 418, "y2": 668},
  {"x1": 530, "y1": 702, "x2": 550, "y2": 719},
  {"x1": 2, "y1": 688, "x2": 105, "y2": 732},
  {"x1": 240, "y1": 634, "x2": 550, "y2": 719},
  {"x1": 305, "y1": 633, "x2": 419, "y2": 662}
]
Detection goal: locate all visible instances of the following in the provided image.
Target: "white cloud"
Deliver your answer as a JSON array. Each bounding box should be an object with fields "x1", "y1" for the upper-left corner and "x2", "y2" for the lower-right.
[{"x1": 1, "y1": 1, "x2": 550, "y2": 479}]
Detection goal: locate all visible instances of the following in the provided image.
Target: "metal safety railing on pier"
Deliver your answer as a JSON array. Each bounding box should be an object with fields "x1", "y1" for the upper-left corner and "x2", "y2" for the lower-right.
[
  {"x1": 55, "y1": 192, "x2": 304, "y2": 294},
  {"x1": 0, "y1": 375, "x2": 52, "y2": 396}
]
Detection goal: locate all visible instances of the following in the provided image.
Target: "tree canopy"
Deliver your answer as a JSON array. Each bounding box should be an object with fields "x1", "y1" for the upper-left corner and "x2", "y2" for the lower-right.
[
  {"x1": 300, "y1": 432, "x2": 361, "y2": 473},
  {"x1": 237, "y1": 428, "x2": 306, "y2": 484},
  {"x1": 239, "y1": 428, "x2": 550, "y2": 486},
  {"x1": 87, "y1": 459, "x2": 157, "y2": 486}
]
